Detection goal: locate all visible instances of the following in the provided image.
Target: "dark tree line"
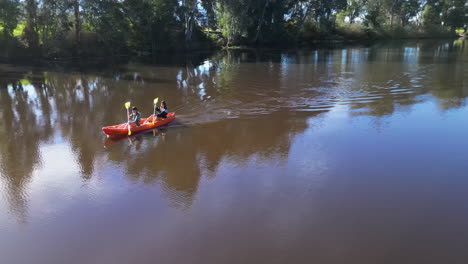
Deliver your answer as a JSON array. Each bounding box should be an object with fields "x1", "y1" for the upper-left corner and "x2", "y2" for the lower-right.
[{"x1": 0, "y1": 0, "x2": 467, "y2": 58}]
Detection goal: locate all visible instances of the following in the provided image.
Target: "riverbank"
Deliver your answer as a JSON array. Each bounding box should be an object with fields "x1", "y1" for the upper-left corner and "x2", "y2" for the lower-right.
[
  {"x1": 219, "y1": 24, "x2": 460, "y2": 49},
  {"x1": 0, "y1": 26, "x2": 461, "y2": 63}
]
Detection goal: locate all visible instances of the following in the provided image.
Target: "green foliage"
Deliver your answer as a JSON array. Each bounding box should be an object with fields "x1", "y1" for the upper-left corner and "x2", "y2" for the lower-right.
[
  {"x1": 0, "y1": 0, "x2": 20, "y2": 38},
  {"x1": 0, "y1": 0, "x2": 466, "y2": 58},
  {"x1": 23, "y1": 0, "x2": 40, "y2": 50},
  {"x1": 442, "y1": 0, "x2": 467, "y2": 29},
  {"x1": 399, "y1": 0, "x2": 421, "y2": 26},
  {"x1": 423, "y1": 1, "x2": 443, "y2": 28},
  {"x1": 364, "y1": 5, "x2": 383, "y2": 28},
  {"x1": 343, "y1": 0, "x2": 367, "y2": 24},
  {"x1": 215, "y1": 0, "x2": 251, "y2": 46},
  {"x1": 335, "y1": 23, "x2": 369, "y2": 40},
  {"x1": 82, "y1": 0, "x2": 130, "y2": 54},
  {"x1": 13, "y1": 23, "x2": 25, "y2": 37}
]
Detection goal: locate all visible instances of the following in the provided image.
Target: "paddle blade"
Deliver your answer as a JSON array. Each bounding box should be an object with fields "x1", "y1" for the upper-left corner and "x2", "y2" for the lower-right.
[
  {"x1": 153, "y1": 97, "x2": 159, "y2": 105},
  {"x1": 125, "y1": 102, "x2": 131, "y2": 109}
]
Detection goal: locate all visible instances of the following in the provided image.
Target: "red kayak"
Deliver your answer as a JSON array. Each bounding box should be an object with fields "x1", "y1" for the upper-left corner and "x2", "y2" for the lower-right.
[{"x1": 102, "y1": 113, "x2": 175, "y2": 137}]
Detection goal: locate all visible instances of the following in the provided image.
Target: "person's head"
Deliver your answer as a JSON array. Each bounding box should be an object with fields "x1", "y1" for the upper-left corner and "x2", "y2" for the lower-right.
[
  {"x1": 132, "y1": 106, "x2": 138, "y2": 113},
  {"x1": 161, "y1": 101, "x2": 167, "y2": 110}
]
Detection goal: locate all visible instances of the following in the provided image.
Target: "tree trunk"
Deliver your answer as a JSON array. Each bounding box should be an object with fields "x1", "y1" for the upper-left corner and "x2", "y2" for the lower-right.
[
  {"x1": 254, "y1": 0, "x2": 272, "y2": 44},
  {"x1": 73, "y1": 0, "x2": 81, "y2": 54},
  {"x1": 184, "y1": 0, "x2": 196, "y2": 49},
  {"x1": 25, "y1": 0, "x2": 40, "y2": 53},
  {"x1": 295, "y1": 3, "x2": 312, "y2": 45},
  {"x1": 186, "y1": 15, "x2": 194, "y2": 48}
]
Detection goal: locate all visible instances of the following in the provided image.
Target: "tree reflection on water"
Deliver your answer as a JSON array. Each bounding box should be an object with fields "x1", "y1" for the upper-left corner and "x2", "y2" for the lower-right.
[{"x1": 0, "y1": 39, "x2": 466, "y2": 221}]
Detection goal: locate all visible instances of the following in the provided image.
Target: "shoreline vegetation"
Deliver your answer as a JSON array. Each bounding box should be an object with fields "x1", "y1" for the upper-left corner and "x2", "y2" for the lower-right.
[{"x1": 0, "y1": 0, "x2": 466, "y2": 61}]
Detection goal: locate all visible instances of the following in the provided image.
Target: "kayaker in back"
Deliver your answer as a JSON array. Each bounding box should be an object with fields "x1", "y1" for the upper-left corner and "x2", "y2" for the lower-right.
[
  {"x1": 129, "y1": 106, "x2": 141, "y2": 126},
  {"x1": 156, "y1": 101, "x2": 169, "y2": 119}
]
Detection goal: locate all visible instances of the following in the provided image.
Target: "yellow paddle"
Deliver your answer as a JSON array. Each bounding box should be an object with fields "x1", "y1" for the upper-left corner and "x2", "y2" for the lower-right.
[
  {"x1": 125, "y1": 101, "x2": 132, "y2": 135},
  {"x1": 153, "y1": 97, "x2": 159, "y2": 124}
]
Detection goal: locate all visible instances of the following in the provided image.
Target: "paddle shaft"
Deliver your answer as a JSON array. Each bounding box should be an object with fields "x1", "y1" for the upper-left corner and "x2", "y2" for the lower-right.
[{"x1": 127, "y1": 107, "x2": 132, "y2": 135}]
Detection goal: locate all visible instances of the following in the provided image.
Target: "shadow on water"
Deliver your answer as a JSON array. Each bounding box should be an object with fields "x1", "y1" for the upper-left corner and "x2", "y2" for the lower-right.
[{"x1": 0, "y1": 39, "x2": 467, "y2": 221}]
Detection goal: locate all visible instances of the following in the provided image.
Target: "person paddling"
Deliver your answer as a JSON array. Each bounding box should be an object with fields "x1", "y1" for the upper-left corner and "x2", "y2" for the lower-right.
[
  {"x1": 155, "y1": 101, "x2": 168, "y2": 119},
  {"x1": 129, "y1": 106, "x2": 141, "y2": 126}
]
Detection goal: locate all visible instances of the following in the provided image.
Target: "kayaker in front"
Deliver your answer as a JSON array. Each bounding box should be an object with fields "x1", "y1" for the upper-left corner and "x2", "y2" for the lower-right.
[{"x1": 129, "y1": 106, "x2": 141, "y2": 126}]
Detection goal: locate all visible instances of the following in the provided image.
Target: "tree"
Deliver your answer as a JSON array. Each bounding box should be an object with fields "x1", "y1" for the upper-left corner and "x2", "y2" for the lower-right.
[
  {"x1": 253, "y1": 0, "x2": 273, "y2": 44},
  {"x1": 82, "y1": 0, "x2": 129, "y2": 54},
  {"x1": 345, "y1": 0, "x2": 368, "y2": 24},
  {"x1": 24, "y1": 0, "x2": 40, "y2": 52},
  {"x1": 200, "y1": 0, "x2": 217, "y2": 29},
  {"x1": 0, "y1": 0, "x2": 464, "y2": 57},
  {"x1": 216, "y1": 0, "x2": 253, "y2": 46},
  {"x1": 38, "y1": 0, "x2": 73, "y2": 55},
  {"x1": 0, "y1": 0, "x2": 20, "y2": 38},
  {"x1": 181, "y1": 0, "x2": 197, "y2": 48},
  {"x1": 423, "y1": 0, "x2": 443, "y2": 28},
  {"x1": 364, "y1": 0, "x2": 384, "y2": 28},
  {"x1": 72, "y1": 0, "x2": 82, "y2": 53},
  {"x1": 399, "y1": 0, "x2": 421, "y2": 26},
  {"x1": 442, "y1": 0, "x2": 467, "y2": 30}
]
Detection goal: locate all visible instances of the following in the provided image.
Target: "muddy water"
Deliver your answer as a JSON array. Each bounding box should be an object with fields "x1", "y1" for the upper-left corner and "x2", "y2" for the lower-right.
[{"x1": 1, "y1": 40, "x2": 468, "y2": 264}]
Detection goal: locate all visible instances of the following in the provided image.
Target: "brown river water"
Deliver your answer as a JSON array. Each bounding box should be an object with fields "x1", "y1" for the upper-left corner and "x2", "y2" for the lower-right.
[{"x1": 1, "y1": 40, "x2": 468, "y2": 264}]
